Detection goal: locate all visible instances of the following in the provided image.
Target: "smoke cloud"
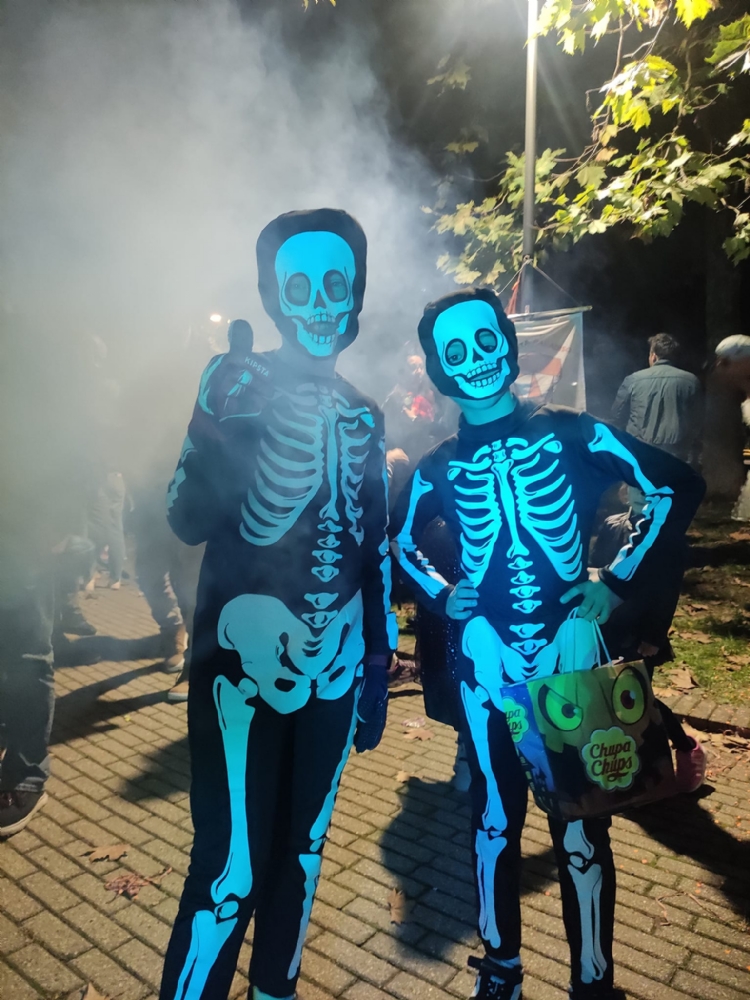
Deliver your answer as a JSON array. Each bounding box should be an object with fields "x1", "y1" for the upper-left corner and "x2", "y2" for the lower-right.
[{"x1": 0, "y1": 0, "x2": 449, "y2": 406}]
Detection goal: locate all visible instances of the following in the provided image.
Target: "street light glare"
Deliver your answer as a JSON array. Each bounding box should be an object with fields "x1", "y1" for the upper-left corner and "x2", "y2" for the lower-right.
[{"x1": 210, "y1": 313, "x2": 222, "y2": 323}]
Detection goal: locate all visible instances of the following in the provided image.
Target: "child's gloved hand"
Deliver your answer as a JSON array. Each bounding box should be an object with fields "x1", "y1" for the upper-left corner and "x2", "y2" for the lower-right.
[
  {"x1": 197, "y1": 319, "x2": 275, "y2": 423},
  {"x1": 354, "y1": 655, "x2": 389, "y2": 753}
]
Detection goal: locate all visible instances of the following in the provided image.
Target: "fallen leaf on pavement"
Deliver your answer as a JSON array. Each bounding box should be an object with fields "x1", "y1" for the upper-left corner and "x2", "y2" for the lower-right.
[
  {"x1": 404, "y1": 729, "x2": 434, "y2": 742},
  {"x1": 730, "y1": 531, "x2": 750, "y2": 542},
  {"x1": 652, "y1": 686, "x2": 676, "y2": 698},
  {"x1": 667, "y1": 667, "x2": 697, "y2": 691},
  {"x1": 676, "y1": 631, "x2": 713, "y2": 644},
  {"x1": 388, "y1": 887, "x2": 410, "y2": 924},
  {"x1": 87, "y1": 844, "x2": 130, "y2": 863},
  {"x1": 401, "y1": 717, "x2": 426, "y2": 729},
  {"x1": 104, "y1": 866, "x2": 172, "y2": 900},
  {"x1": 80, "y1": 986, "x2": 109, "y2": 1000}
]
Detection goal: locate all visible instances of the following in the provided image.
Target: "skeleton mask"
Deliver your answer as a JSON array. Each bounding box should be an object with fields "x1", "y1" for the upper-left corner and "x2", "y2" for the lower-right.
[
  {"x1": 257, "y1": 208, "x2": 367, "y2": 358},
  {"x1": 275, "y1": 232, "x2": 356, "y2": 357},
  {"x1": 419, "y1": 288, "x2": 519, "y2": 400}
]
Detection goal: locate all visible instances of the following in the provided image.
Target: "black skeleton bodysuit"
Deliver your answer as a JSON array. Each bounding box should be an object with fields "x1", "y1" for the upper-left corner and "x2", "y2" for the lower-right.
[
  {"x1": 159, "y1": 210, "x2": 395, "y2": 1000},
  {"x1": 391, "y1": 288, "x2": 705, "y2": 999}
]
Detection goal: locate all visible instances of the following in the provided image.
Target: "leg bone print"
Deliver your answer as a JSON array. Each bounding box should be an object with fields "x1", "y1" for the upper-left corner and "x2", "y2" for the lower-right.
[
  {"x1": 172, "y1": 676, "x2": 361, "y2": 1000},
  {"x1": 563, "y1": 821, "x2": 606, "y2": 985},
  {"x1": 173, "y1": 676, "x2": 258, "y2": 1000}
]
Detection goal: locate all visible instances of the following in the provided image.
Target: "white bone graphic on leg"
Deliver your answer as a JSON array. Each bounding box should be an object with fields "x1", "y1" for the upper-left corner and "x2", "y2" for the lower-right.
[
  {"x1": 461, "y1": 680, "x2": 508, "y2": 950},
  {"x1": 172, "y1": 675, "x2": 258, "y2": 1000},
  {"x1": 563, "y1": 820, "x2": 606, "y2": 985},
  {"x1": 288, "y1": 692, "x2": 360, "y2": 980}
]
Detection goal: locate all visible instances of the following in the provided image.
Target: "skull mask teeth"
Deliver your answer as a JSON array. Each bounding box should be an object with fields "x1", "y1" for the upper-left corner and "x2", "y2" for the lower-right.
[
  {"x1": 275, "y1": 231, "x2": 356, "y2": 357},
  {"x1": 433, "y1": 300, "x2": 512, "y2": 399}
]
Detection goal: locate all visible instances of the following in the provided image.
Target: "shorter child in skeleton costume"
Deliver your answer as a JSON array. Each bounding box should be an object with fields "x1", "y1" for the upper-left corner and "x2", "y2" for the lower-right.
[
  {"x1": 159, "y1": 209, "x2": 397, "y2": 1000},
  {"x1": 391, "y1": 289, "x2": 704, "y2": 1000}
]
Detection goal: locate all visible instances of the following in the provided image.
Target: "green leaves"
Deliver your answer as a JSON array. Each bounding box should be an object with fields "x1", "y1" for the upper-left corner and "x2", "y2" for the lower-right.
[
  {"x1": 435, "y1": 0, "x2": 750, "y2": 283},
  {"x1": 428, "y1": 56, "x2": 472, "y2": 92},
  {"x1": 676, "y1": 0, "x2": 714, "y2": 30},
  {"x1": 707, "y1": 15, "x2": 750, "y2": 75}
]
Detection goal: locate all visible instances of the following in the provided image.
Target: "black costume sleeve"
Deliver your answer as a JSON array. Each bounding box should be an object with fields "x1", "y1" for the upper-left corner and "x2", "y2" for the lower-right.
[
  {"x1": 577, "y1": 412, "x2": 705, "y2": 602},
  {"x1": 359, "y1": 408, "x2": 398, "y2": 657},
  {"x1": 166, "y1": 350, "x2": 272, "y2": 546},
  {"x1": 389, "y1": 449, "x2": 453, "y2": 617}
]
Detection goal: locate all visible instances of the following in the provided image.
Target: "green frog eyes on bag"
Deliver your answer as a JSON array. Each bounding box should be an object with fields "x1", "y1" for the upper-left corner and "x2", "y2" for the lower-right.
[{"x1": 500, "y1": 657, "x2": 677, "y2": 821}]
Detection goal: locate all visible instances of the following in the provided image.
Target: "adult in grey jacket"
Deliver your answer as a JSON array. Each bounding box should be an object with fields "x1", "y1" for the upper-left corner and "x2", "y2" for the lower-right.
[{"x1": 611, "y1": 333, "x2": 703, "y2": 467}]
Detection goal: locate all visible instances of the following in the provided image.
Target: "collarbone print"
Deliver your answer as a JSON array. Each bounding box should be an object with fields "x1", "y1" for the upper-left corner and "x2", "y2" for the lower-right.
[
  {"x1": 448, "y1": 431, "x2": 583, "y2": 594},
  {"x1": 240, "y1": 381, "x2": 374, "y2": 557}
]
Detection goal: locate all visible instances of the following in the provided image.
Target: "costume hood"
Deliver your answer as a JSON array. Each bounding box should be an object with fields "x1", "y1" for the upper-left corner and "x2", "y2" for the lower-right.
[
  {"x1": 418, "y1": 287, "x2": 519, "y2": 400},
  {"x1": 256, "y1": 208, "x2": 367, "y2": 356}
]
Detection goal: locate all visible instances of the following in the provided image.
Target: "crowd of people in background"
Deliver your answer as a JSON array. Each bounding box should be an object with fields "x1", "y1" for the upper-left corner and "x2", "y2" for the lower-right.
[
  {"x1": 2, "y1": 321, "x2": 749, "y2": 839},
  {"x1": 0, "y1": 294, "x2": 749, "y2": 1000}
]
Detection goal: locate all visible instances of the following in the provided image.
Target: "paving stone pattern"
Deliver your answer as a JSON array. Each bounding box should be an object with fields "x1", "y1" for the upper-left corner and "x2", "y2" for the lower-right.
[{"x1": 1, "y1": 586, "x2": 750, "y2": 1000}]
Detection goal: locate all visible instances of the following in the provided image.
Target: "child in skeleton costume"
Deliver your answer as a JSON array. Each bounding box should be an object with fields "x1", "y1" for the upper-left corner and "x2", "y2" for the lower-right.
[
  {"x1": 159, "y1": 209, "x2": 397, "y2": 1000},
  {"x1": 391, "y1": 289, "x2": 704, "y2": 1000}
]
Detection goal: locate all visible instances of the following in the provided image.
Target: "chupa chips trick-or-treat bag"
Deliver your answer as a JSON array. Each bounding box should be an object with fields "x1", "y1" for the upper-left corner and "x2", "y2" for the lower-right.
[{"x1": 499, "y1": 660, "x2": 677, "y2": 821}]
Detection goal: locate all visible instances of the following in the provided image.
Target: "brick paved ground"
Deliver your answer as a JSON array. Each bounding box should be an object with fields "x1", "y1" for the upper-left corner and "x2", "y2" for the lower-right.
[{"x1": 1, "y1": 583, "x2": 750, "y2": 1000}]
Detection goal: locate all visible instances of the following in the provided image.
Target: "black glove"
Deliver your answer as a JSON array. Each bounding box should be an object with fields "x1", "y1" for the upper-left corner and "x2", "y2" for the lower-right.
[
  {"x1": 198, "y1": 319, "x2": 275, "y2": 423},
  {"x1": 354, "y1": 655, "x2": 389, "y2": 754}
]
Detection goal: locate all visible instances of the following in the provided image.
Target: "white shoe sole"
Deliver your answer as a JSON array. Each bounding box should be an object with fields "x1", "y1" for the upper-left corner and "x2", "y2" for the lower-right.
[
  {"x1": 0, "y1": 791, "x2": 48, "y2": 838},
  {"x1": 163, "y1": 657, "x2": 185, "y2": 674}
]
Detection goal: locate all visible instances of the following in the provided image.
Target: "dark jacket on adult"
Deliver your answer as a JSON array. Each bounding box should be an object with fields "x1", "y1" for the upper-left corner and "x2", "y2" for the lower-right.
[{"x1": 611, "y1": 360, "x2": 702, "y2": 465}]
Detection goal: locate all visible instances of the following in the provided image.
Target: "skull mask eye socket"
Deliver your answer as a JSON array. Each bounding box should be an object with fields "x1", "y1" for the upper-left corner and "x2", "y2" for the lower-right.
[
  {"x1": 445, "y1": 339, "x2": 467, "y2": 367},
  {"x1": 323, "y1": 270, "x2": 349, "y2": 303},
  {"x1": 285, "y1": 273, "x2": 311, "y2": 307},
  {"x1": 476, "y1": 328, "x2": 498, "y2": 353}
]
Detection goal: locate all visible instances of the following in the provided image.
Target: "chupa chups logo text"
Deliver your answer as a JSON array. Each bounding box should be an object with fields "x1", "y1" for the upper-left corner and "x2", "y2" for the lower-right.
[
  {"x1": 501, "y1": 697, "x2": 529, "y2": 744},
  {"x1": 581, "y1": 726, "x2": 640, "y2": 790}
]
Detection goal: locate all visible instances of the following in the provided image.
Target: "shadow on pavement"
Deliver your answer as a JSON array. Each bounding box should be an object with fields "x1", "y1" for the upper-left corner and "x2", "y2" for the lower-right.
[
  {"x1": 625, "y1": 788, "x2": 750, "y2": 921},
  {"x1": 379, "y1": 776, "x2": 557, "y2": 961},
  {"x1": 122, "y1": 735, "x2": 192, "y2": 802},
  {"x1": 54, "y1": 632, "x2": 163, "y2": 667},
  {"x1": 51, "y1": 660, "x2": 167, "y2": 743}
]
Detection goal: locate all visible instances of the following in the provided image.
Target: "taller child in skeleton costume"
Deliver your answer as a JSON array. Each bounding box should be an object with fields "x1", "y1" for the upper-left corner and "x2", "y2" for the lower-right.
[
  {"x1": 159, "y1": 209, "x2": 397, "y2": 1000},
  {"x1": 391, "y1": 289, "x2": 704, "y2": 1000}
]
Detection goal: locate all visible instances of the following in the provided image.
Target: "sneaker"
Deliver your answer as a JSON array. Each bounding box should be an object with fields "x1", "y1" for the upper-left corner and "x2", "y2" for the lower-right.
[
  {"x1": 59, "y1": 607, "x2": 97, "y2": 637},
  {"x1": 162, "y1": 625, "x2": 188, "y2": 674},
  {"x1": 0, "y1": 790, "x2": 48, "y2": 837},
  {"x1": 675, "y1": 736, "x2": 707, "y2": 793},
  {"x1": 468, "y1": 956, "x2": 523, "y2": 1000},
  {"x1": 168, "y1": 676, "x2": 189, "y2": 703}
]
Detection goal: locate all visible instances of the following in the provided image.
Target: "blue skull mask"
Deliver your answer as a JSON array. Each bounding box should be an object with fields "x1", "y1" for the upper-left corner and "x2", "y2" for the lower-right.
[
  {"x1": 274, "y1": 231, "x2": 356, "y2": 357},
  {"x1": 257, "y1": 209, "x2": 367, "y2": 359},
  {"x1": 419, "y1": 288, "x2": 519, "y2": 400}
]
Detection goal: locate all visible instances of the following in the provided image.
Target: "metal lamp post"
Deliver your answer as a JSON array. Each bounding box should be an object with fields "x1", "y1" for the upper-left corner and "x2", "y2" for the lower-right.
[{"x1": 521, "y1": 0, "x2": 539, "y2": 311}]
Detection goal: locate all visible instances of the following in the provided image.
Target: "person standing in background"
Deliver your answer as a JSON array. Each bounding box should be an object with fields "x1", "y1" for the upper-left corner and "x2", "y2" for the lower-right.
[
  {"x1": 611, "y1": 333, "x2": 703, "y2": 479},
  {"x1": 710, "y1": 335, "x2": 750, "y2": 519},
  {"x1": 0, "y1": 326, "x2": 93, "y2": 836}
]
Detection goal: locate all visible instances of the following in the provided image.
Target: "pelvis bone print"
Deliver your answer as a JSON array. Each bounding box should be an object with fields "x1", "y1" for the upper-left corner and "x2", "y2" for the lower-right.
[{"x1": 218, "y1": 591, "x2": 365, "y2": 714}]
